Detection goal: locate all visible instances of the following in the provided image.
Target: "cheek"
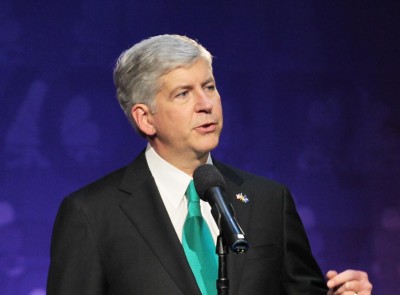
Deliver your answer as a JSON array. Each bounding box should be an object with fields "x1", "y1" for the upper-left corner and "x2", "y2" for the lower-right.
[
  {"x1": 156, "y1": 112, "x2": 191, "y2": 135},
  {"x1": 214, "y1": 101, "x2": 223, "y2": 118},
  {"x1": 213, "y1": 95, "x2": 223, "y2": 110}
]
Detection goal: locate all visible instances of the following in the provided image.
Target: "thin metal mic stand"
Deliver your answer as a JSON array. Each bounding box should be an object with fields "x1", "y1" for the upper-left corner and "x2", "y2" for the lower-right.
[{"x1": 216, "y1": 234, "x2": 229, "y2": 295}]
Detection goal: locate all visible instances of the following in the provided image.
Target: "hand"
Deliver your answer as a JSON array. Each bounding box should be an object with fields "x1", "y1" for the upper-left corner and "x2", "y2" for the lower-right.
[{"x1": 326, "y1": 269, "x2": 372, "y2": 295}]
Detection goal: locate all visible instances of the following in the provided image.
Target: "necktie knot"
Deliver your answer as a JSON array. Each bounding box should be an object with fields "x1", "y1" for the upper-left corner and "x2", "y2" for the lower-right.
[
  {"x1": 186, "y1": 180, "x2": 201, "y2": 216},
  {"x1": 186, "y1": 180, "x2": 200, "y2": 202}
]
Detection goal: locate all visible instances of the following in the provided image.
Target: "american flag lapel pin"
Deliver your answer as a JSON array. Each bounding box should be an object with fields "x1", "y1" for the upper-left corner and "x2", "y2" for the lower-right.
[{"x1": 236, "y1": 193, "x2": 249, "y2": 203}]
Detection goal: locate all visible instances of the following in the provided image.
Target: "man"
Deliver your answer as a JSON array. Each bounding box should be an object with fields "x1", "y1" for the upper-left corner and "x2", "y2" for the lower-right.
[{"x1": 47, "y1": 34, "x2": 372, "y2": 294}]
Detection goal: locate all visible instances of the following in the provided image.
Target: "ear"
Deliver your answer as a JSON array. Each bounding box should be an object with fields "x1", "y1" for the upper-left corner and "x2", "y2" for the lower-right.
[{"x1": 131, "y1": 104, "x2": 156, "y2": 136}]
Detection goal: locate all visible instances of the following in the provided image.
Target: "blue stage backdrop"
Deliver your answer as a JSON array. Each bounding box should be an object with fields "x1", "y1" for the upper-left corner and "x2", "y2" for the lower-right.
[{"x1": 1, "y1": 1, "x2": 399, "y2": 294}]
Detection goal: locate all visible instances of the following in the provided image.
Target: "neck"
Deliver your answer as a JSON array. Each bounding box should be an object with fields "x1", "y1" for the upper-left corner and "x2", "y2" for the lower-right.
[{"x1": 148, "y1": 144, "x2": 210, "y2": 176}]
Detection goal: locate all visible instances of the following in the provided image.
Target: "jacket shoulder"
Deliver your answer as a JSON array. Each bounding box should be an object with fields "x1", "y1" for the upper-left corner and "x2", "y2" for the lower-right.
[
  {"x1": 214, "y1": 160, "x2": 287, "y2": 191},
  {"x1": 64, "y1": 151, "x2": 149, "y2": 206}
]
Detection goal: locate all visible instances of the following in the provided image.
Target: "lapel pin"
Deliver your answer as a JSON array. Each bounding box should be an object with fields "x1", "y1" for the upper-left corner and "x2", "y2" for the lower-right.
[{"x1": 236, "y1": 193, "x2": 249, "y2": 203}]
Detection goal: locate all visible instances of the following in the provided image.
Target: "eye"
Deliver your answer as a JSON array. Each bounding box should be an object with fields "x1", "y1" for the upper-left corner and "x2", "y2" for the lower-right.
[
  {"x1": 204, "y1": 84, "x2": 216, "y2": 92},
  {"x1": 175, "y1": 90, "x2": 189, "y2": 98}
]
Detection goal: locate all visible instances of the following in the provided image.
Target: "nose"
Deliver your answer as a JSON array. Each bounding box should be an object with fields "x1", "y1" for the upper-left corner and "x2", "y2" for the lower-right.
[{"x1": 194, "y1": 89, "x2": 213, "y2": 113}]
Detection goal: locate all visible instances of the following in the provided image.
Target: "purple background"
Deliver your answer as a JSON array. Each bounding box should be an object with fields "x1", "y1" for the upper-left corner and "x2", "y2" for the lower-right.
[{"x1": 1, "y1": 1, "x2": 399, "y2": 294}]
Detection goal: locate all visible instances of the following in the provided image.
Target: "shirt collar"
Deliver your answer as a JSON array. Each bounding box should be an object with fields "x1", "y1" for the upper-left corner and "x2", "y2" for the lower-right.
[{"x1": 145, "y1": 144, "x2": 212, "y2": 209}]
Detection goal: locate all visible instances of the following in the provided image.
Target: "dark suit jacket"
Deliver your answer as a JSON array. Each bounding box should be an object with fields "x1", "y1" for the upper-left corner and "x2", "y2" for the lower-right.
[{"x1": 47, "y1": 152, "x2": 328, "y2": 295}]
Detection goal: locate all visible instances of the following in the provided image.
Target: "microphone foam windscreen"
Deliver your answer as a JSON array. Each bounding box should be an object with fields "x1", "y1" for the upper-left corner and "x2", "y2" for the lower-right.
[{"x1": 193, "y1": 164, "x2": 227, "y2": 201}]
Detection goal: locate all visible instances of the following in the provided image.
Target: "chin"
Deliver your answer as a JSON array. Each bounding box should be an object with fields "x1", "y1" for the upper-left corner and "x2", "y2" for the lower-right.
[{"x1": 196, "y1": 138, "x2": 219, "y2": 154}]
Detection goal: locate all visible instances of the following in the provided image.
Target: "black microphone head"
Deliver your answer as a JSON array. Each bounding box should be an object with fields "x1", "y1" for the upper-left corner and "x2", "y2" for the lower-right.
[{"x1": 193, "y1": 164, "x2": 227, "y2": 201}]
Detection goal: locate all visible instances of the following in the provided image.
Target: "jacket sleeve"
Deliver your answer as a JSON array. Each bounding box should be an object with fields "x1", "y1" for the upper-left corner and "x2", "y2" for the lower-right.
[
  {"x1": 47, "y1": 196, "x2": 107, "y2": 295},
  {"x1": 280, "y1": 186, "x2": 328, "y2": 295}
]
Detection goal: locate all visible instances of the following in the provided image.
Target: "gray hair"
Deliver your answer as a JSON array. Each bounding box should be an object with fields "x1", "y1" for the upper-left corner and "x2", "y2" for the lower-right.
[{"x1": 113, "y1": 34, "x2": 213, "y2": 134}]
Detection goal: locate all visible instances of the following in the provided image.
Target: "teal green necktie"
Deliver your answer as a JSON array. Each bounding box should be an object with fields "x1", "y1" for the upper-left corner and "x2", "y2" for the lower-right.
[{"x1": 182, "y1": 180, "x2": 218, "y2": 295}]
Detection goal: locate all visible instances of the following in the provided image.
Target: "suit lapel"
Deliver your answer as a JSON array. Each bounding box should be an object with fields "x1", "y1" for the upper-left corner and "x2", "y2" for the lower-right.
[{"x1": 118, "y1": 153, "x2": 201, "y2": 295}]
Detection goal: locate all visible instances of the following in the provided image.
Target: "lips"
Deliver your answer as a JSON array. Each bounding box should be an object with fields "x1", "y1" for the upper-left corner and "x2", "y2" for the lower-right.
[{"x1": 195, "y1": 122, "x2": 217, "y2": 133}]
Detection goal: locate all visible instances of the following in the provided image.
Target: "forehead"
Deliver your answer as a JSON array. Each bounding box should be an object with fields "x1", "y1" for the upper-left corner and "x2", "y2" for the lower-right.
[{"x1": 158, "y1": 59, "x2": 214, "y2": 88}]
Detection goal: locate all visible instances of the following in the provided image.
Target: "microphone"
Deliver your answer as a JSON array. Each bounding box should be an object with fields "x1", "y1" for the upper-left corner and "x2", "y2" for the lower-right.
[{"x1": 193, "y1": 164, "x2": 249, "y2": 254}]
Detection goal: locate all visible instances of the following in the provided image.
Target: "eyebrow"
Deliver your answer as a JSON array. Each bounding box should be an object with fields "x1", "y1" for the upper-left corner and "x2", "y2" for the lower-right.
[
  {"x1": 168, "y1": 76, "x2": 216, "y2": 96},
  {"x1": 201, "y1": 77, "x2": 216, "y2": 87}
]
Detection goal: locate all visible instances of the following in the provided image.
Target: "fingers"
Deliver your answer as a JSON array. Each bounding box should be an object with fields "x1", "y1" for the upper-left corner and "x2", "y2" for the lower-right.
[
  {"x1": 330, "y1": 280, "x2": 360, "y2": 294},
  {"x1": 326, "y1": 270, "x2": 338, "y2": 280},
  {"x1": 326, "y1": 269, "x2": 372, "y2": 295}
]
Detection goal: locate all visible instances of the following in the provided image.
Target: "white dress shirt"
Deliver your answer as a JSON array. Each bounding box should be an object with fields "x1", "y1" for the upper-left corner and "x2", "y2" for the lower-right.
[{"x1": 145, "y1": 144, "x2": 219, "y2": 243}]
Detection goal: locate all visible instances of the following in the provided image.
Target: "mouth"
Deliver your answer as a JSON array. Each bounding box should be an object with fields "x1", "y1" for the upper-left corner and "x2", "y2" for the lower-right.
[{"x1": 195, "y1": 122, "x2": 218, "y2": 133}]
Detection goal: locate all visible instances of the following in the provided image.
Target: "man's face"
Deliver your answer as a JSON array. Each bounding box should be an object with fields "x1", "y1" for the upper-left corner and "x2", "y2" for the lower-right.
[{"x1": 148, "y1": 58, "x2": 223, "y2": 162}]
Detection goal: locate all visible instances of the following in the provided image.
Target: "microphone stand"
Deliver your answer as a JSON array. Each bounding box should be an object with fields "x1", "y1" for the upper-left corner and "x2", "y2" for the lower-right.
[
  {"x1": 216, "y1": 234, "x2": 229, "y2": 295},
  {"x1": 212, "y1": 204, "x2": 248, "y2": 295}
]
